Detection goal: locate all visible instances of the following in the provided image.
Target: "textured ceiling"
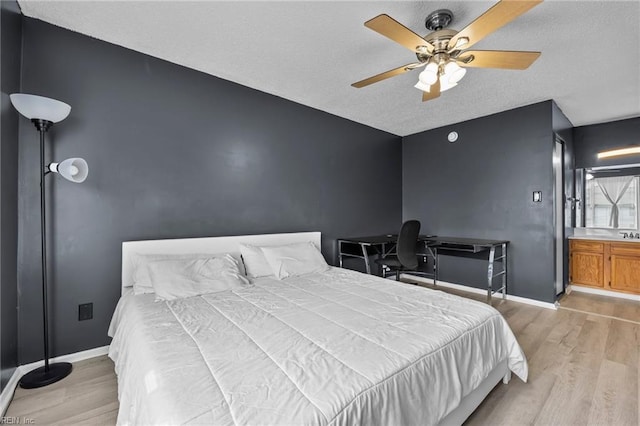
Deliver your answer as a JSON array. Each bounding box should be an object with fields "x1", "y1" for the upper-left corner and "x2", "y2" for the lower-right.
[{"x1": 18, "y1": 1, "x2": 640, "y2": 136}]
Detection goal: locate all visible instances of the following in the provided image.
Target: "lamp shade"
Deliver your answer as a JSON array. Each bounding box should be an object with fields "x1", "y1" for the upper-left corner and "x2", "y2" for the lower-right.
[
  {"x1": 443, "y1": 61, "x2": 466, "y2": 84},
  {"x1": 439, "y1": 75, "x2": 458, "y2": 92},
  {"x1": 49, "y1": 158, "x2": 88, "y2": 183},
  {"x1": 9, "y1": 94, "x2": 71, "y2": 123},
  {"x1": 414, "y1": 81, "x2": 432, "y2": 92},
  {"x1": 418, "y1": 62, "x2": 439, "y2": 85}
]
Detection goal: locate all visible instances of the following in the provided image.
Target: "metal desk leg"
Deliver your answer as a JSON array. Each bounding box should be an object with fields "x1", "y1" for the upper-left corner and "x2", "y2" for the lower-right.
[
  {"x1": 502, "y1": 243, "x2": 507, "y2": 300},
  {"x1": 487, "y1": 245, "x2": 496, "y2": 303},
  {"x1": 433, "y1": 247, "x2": 438, "y2": 285},
  {"x1": 361, "y1": 243, "x2": 371, "y2": 275},
  {"x1": 338, "y1": 240, "x2": 344, "y2": 268}
]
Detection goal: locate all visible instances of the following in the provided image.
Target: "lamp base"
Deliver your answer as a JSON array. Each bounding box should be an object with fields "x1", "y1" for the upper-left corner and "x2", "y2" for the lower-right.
[{"x1": 19, "y1": 362, "x2": 72, "y2": 389}]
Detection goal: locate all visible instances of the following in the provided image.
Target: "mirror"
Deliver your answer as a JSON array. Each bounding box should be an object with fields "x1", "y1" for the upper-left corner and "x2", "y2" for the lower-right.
[{"x1": 577, "y1": 163, "x2": 640, "y2": 230}]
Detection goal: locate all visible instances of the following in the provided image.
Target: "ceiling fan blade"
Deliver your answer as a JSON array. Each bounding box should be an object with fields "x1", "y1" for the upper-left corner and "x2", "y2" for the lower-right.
[
  {"x1": 422, "y1": 79, "x2": 441, "y2": 102},
  {"x1": 365, "y1": 14, "x2": 434, "y2": 53},
  {"x1": 448, "y1": 0, "x2": 542, "y2": 51},
  {"x1": 457, "y1": 50, "x2": 540, "y2": 69},
  {"x1": 352, "y1": 63, "x2": 420, "y2": 88}
]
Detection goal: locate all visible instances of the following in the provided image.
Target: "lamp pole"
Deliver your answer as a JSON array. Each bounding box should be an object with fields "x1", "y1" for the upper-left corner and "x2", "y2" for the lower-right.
[
  {"x1": 19, "y1": 119, "x2": 72, "y2": 389},
  {"x1": 35, "y1": 119, "x2": 52, "y2": 372}
]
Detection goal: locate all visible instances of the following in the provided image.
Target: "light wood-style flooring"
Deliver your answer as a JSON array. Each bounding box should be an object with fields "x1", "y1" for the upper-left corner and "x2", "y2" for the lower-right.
[
  {"x1": 5, "y1": 355, "x2": 118, "y2": 425},
  {"x1": 5, "y1": 285, "x2": 639, "y2": 425}
]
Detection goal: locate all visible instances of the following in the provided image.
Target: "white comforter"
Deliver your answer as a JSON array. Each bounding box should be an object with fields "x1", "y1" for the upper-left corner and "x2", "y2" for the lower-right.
[{"x1": 108, "y1": 267, "x2": 527, "y2": 426}]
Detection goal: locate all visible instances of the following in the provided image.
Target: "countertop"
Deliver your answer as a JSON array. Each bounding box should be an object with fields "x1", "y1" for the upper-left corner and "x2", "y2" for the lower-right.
[{"x1": 569, "y1": 235, "x2": 640, "y2": 243}]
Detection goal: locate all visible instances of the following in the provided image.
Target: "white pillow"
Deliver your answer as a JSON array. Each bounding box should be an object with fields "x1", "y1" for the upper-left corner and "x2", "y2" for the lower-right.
[
  {"x1": 147, "y1": 255, "x2": 250, "y2": 301},
  {"x1": 239, "y1": 244, "x2": 274, "y2": 278},
  {"x1": 131, "y1": 252, "x2": 245, "y2": 295},
  {"x1": 261, "y1": 242, "x2": 329, "y2": 279}
]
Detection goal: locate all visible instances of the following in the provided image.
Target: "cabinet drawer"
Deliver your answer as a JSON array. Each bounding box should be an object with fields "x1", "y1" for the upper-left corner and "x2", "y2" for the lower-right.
[
  {"x1": 570, "y1": 240, "x2": 604, "y2": 253},
  {"x1": 610, "y1": 242, "x2": 640, "y2": 257}
]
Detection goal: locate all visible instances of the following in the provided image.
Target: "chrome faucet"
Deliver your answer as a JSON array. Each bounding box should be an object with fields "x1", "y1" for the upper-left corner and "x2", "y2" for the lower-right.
[{"x1": 620, "y1": 232, "x2": 640, "y2": 239}]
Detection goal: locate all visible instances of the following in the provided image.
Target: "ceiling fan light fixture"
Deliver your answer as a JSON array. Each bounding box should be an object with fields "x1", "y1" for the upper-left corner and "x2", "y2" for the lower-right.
[
  {"x1": 418, "y1": 62, "x2": 439, "y2": 85},
  {"x1": 444, "y1": 61, "x2": 466, "y2": 84},
  {"x1": 414, "y1": 81, "x2": 431, "y2": 92},
  {"x1": 353, "y1": 2, "x2": 543, "y2": 101},
  {"x1": 439, "y1": 75, "x2": 458, "y2": 92}
]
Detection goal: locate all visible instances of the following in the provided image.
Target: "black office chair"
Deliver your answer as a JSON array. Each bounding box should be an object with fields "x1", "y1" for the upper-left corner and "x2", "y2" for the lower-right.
[{"x1": 375, "y1": 220, "x2": 421, "y2": 281}]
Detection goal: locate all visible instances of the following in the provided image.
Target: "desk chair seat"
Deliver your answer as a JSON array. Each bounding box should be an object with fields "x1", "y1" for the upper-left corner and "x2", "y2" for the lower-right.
[
  {"x1": 376, "y1": 257, "x2": 402, "y2": 268},
  {"x1": 375, "y1": 220, "x2": 421, "y2": 280}
]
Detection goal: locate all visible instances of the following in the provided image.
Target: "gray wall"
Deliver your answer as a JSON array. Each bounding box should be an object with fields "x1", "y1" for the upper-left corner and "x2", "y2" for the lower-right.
[
  {"x1": 574, "y1": 117, "x2": 640, "y2": 169},
  {"x1": 17, "y1": 18, "x2": 402, "y2": 363},
  {"x1": 402, "y1": 101, "x2": 557, "y2": 303},
  {"x1": 0, "y1": 0, "x2": 21, "y2": 390}
]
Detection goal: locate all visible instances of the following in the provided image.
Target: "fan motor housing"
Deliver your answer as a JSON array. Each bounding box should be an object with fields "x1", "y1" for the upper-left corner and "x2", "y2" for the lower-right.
[
  {"x1": 416, "y1": 29, "x2": 457, "y2": 62},
  {"x1": 425, "y1": 9, "x2": 453, "y2": 31}
]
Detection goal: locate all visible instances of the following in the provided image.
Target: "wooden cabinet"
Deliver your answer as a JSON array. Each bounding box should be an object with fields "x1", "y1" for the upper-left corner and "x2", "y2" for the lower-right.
[
  {"x1": 570, "y1": 239, "x2": 640, "y2": 295},
  {"x1": 570, "y1": 252, "x2": 604, "y2": 287},
  {"x1": 610, "y1": 243, "x2": 640, "y2": 293},
  {"x1": 569, "y1": 240, "x2": 605, "y2": 288}
]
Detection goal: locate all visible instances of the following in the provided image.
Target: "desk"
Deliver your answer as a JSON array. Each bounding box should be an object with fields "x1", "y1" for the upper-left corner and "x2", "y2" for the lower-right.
[
  {"x1": 425, "y1": 236, "x2": 509, "y2": 303},
  {"x1": 338, "y1": 235, "x2": 398, "y2": 275},
  {"x1": 337, "y1": 234, "x2": 433, "y2": 275},
  {"x1": 337, "y1": 235, "x2": 509, "y2": 303}
]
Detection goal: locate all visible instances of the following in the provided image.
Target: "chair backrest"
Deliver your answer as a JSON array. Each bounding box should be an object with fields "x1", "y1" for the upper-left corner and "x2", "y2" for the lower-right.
[{"x1": 397, "y1": 220, "x2": 421, "y2": 269}]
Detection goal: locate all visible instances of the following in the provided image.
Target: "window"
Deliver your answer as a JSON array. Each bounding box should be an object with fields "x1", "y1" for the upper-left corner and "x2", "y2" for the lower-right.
[{"x1": 585, "y1": 175, "x2": 638, "y2": 229}]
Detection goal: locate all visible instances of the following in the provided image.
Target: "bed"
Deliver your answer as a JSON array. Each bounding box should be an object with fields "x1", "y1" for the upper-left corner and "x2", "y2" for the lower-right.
[{"x1": 108, "y1": 232, "x2": 527, "y2": 425}]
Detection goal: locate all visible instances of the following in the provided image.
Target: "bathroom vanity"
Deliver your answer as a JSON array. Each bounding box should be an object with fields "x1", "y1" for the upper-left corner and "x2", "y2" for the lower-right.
[{"x1": 569, "y1": 236, "x2": 640, "y2": 295}]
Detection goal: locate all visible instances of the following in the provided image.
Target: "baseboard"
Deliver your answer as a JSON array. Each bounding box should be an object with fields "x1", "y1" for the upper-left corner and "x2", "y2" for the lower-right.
[
  {"x1": 568, "y1": 284, "x2": 640, "y2": 302},
  {"x1": 0, "y1": 368, "x2": 22, "y2": 416},
  {"x1": 0, "y1": 345, "x2": 110, "y2": 416},
  {"x1": 403, "y1": 275, "x2": 558, "y2": 310},
  {"x1": 18, "y1": 345, "x2": 110, "y2": 374}
]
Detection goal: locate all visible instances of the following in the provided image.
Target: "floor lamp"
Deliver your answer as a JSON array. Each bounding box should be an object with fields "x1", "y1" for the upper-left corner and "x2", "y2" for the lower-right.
[{"x1": 10, "y1": 94, "x2": 89, "y2": 389}]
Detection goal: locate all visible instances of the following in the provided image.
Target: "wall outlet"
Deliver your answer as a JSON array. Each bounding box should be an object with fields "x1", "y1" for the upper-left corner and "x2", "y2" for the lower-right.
[{"x1": 78, "y1": 303, "x2": 93, "y2": 321}]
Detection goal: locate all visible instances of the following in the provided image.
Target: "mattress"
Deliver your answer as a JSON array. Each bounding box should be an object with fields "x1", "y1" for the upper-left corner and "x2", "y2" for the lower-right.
[{"x1": 108, "y1": 267, "x2": 527, "y2": 425}]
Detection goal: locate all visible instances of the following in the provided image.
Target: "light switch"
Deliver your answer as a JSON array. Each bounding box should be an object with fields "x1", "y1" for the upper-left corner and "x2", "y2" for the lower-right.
[{"x1": 533, "y1": 191, "x2": 542, "y2": 202}]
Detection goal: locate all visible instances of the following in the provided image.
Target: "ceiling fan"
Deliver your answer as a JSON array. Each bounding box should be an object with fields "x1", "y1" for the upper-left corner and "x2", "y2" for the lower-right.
[{"x1": 352, "y1": 0, "x2": 543, "y2": 102}]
